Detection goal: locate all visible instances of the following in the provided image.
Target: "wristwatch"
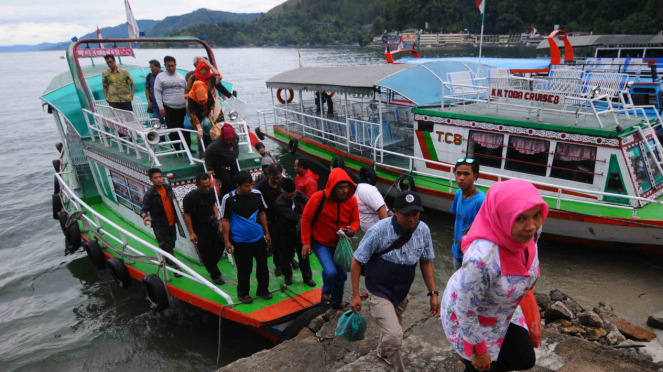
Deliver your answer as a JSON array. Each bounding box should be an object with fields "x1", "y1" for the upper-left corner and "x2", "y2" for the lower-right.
[{"x1": 427, "y1": 291, "x2": 439, "y2": 297}]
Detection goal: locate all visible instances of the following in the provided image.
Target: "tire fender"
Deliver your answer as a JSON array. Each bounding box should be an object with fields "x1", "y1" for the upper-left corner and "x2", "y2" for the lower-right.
[
  {"x1": 142, "y1": 274, "x2": 169, "y2": 312},
  {"x1": 84, "y1": 240, "x2": 107, "y2": 270},
  {"x1": 255, "y1": 127, "x2": 266, "y2": 140},
  {"x1": 288, "y1": 138, "x2": 299, "y2": 154},
  {"x1": 107, "y1": 257, "x2": 132, "y2": 288},
  {"x1": 330, "y1": 156, "x2": 345, "y2": 170},
  {"x1": 64, "y1": 220, "x2": 82, "y2": 252},
  {"x1": 52, "y1": 194, "x2": 62, "y2": 220},
  {"x1": 54, "y1": 176, "x2": 61, "y2": 194},
  {"x1": 52, "y1": 159, "x2": 61, "y2": 172},
  {"x1": 397, "y1": 174, "x2": 416, "y2": 192},
  {"x1": 359, "y1": 165, "x2": 378, "y2": 186}
]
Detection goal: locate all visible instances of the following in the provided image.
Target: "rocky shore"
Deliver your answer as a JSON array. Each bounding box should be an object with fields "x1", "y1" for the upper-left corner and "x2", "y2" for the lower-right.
[{"x1": 217, "y1": 291, "x2": 663, "y2": 372}]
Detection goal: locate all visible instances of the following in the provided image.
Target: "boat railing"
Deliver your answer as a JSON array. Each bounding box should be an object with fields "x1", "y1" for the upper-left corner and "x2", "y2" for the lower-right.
[
  {"x1": 560, "y1": 59, "x2": 658, "y2": 80},
  {"x1": 82, "y1": 108, "x2": 199, "y2": 167},
  {"x1": 54, "y1": 172, "x2": 234, "y2": 304},
  {"x1": 258, "y1": 106, "x2": 663, "y2": 214}
]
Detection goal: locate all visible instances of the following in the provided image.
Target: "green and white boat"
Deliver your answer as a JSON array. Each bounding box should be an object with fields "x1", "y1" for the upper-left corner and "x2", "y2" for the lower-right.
[
  {"x1": 43, "y1": 37, "x2": 325, "y2": 343},
  {"x1": 257, "y1": 60, "x2": 663, "y2": 252}
]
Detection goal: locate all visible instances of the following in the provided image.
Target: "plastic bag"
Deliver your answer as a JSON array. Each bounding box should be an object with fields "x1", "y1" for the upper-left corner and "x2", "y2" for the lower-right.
[
  {"x1": 521, "y1": 290, "x2": 541, "y2": 348},
  {"x1": 333, "y1": 230, "x2": 353, "y2": 272},
  {"x1": 183, "y1": 114, "x2": 192, "y2": 130},
  {"x1": 334, "y1": 310, "x2": 367, "y2": 342}
]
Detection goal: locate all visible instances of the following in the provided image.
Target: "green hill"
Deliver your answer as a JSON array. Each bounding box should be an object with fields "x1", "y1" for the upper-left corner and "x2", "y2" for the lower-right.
[{"x1": 145, "y1": 8, "x2": 261, "y2": 36}]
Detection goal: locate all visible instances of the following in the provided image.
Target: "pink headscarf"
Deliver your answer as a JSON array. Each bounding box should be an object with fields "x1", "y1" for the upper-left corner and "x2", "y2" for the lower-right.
[{"x1": 461, "y1": 179, "x2": 548, "y2": 276}]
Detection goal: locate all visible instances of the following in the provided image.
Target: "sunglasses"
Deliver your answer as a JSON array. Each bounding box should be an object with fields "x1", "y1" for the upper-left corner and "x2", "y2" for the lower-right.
[{"x1": 456, "y1": 158, "x2": 476, "y2": 164}]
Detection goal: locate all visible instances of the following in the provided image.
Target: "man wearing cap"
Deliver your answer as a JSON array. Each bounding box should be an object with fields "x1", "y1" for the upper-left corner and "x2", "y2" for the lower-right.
[{"x1": 350, "y1": 191, "x2": 440, "y2": 372}]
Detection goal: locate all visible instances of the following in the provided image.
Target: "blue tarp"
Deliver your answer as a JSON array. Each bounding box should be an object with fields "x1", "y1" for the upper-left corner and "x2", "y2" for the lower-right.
[{"x1": 396, "y1": 57, "x2": 551, "y2": 71}]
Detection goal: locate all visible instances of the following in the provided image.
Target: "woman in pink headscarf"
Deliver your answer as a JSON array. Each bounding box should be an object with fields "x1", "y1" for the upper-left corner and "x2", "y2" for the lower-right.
[{"x1": 441, "y1": 179, "x2": 548, "y2": 372}]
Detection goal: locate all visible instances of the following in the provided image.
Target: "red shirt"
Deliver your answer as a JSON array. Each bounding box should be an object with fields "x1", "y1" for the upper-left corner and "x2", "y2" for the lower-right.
[{"x1": 295, "y1": 169, "x2": 319, "y2": 198}]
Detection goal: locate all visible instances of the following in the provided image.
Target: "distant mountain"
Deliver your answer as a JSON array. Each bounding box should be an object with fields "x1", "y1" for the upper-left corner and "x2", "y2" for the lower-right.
[
  {"x1": 0, "y1": 8, "x2": 261, "y2": 52},
  {"x1": 145, "y1": 8, "x2": 261, "y2": 37}
]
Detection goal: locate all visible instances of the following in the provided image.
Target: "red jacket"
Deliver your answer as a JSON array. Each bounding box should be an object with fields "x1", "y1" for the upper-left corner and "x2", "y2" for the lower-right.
[
  {"x1": 295, "y1": 169, "x2": 319, "y2": 198},
  {"x1": 301, "y1": 168, "x2": 360, "y2": 246}
]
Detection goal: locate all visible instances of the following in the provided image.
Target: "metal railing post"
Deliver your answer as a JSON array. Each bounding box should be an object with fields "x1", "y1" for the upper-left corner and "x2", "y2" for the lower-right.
[{"x1": 83, "y1": 112, "x2": 96, "y2": 142}]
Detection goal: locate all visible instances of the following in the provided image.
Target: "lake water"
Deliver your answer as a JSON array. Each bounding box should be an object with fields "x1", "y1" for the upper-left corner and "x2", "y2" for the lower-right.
[{"x1": 1, "y1": 46, "x2": 662, "y2": 371}]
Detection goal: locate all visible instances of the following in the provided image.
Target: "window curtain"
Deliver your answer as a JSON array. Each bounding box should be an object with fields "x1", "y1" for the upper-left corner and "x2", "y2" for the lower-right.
[
  {"x1": 510, "y1": 137, "x2": 549, "y2": 155},
  {"x1": 471, "y1": 132, "x2": 503, "y2": 149},
  {"x1": 556, "y1": 143, "x2": 597, "y2": 161}
]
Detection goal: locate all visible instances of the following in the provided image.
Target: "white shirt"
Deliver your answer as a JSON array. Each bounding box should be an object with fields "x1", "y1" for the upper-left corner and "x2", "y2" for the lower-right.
[{"x1": 355, "y1": 183, "x2": 386, "y2": 232}]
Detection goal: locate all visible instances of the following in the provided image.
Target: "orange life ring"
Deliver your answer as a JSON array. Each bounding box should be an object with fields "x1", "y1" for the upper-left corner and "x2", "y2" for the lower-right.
[
  {"x1": 326, "y1": 92, "x2": 335, "y2": 98},
  {"x1": 276, "y1": 88, "x2": 294, "y2": 104}
]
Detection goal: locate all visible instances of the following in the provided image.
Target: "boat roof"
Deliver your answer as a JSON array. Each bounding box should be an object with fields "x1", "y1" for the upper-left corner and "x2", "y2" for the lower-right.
[
  {"x1": 267, "y1": 61, "x2": 497, "y2": 105},
  {"x1": 395, "y1": 57, "x2": 551, "y2": 71},
  {"x1": 43, "y1": 64, "x2": 140, "y2": 96},
  {"x1": 538, "y1": 34, "x2": 663, "y2": 49}
]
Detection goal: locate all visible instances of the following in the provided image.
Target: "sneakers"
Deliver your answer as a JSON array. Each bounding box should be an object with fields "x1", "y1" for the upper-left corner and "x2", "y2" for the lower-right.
[
  {"x1": 240, "y1": 295, "x2": 253, "y2": 304},
  {"x1": 274, "y1": 266, "x2": 282, "y2": 277},
  {"x1": 291, "y1": 259, "x2": 300, "y2": 270},
  {"x1": 258, "y1": 292, "x2": 273, "y2": 300},
  {"x1": 284, "y1": 277, "x2": 293, "y2": 286},
  {"x1": 304, "y1": 279, "x2": 317, "y2": 287},
  {"x1": 212, "y1": 277, "x2": 225, "y2": 285}
]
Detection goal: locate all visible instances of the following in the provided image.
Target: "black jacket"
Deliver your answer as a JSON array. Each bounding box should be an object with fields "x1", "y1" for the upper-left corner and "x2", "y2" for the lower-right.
[
  {"x1": 140, "y1": 184, "x2": 176, "y2": 230},
  {"x1": 273, "y1": 191, "x2": 308, "y2": 235},
  {"x1": 204, "y1": 136, "x2": 239, "y2": 175}
]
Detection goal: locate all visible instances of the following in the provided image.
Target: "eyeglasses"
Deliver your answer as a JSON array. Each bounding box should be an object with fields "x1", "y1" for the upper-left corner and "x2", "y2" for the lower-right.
[{"x1": 456, "y1": 158, "x2": 475, "y2": 164}]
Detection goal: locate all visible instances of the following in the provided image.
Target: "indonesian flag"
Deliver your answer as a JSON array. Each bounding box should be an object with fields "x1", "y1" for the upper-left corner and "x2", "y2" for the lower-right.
[
  {"x1": 125, "y1": 0, "x2": 140, "y2": 39},
  {"x1": 298, "y1": 49, "x2": 302, "y2": 68},
  {"x1": 397, "y1": 37, "x2": 403, "y2": 51},
  {"x1": 476, "y1": 0, "x2": 485, "y2": 14},
  {"x1": 531, "y1": 26, "x2": 537, "y2": 37},
  {"x1": 96, "y1": 26, "x2": 105, "y2": 49}
]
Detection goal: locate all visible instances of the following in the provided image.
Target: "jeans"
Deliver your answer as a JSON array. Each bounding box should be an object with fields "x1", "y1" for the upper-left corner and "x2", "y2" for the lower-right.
[{"x1": 312, "y1": 242, "x2": 347, "y2": 306}]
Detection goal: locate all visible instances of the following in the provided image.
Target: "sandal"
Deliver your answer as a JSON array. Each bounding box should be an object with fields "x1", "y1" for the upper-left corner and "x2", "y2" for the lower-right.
[
  {"x1": 332, "y1": 301, "x2": 348, "y2": 310},
  {"x1": 321, "y1": 293, "x2": 331, "y2": 306},
  {"x1": 377, "y1": 354, "x2": 392, "y2": 366}
]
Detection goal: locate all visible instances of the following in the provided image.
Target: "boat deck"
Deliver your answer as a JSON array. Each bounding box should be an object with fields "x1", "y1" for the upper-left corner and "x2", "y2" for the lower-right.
[
  {"x1": 416, "y1": 103, "x2": 648, "y2": 137},
  {"x1": 80, "y1": 198, "x2": 323, "y2": 328}
]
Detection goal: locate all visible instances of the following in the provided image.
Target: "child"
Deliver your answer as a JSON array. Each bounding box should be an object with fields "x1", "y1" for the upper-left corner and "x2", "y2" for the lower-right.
[
  {"x1": 254, "y1": 142, "x2": 277, "y2": 184},
  {"x1": 451, "y1": 158, "x2": 485, "y2": 271}
]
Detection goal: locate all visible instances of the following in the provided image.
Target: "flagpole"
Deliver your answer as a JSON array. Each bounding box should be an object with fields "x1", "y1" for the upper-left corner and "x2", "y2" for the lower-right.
[{"x1": 478, "y1": 8, "x2": 485, "y2": 73}]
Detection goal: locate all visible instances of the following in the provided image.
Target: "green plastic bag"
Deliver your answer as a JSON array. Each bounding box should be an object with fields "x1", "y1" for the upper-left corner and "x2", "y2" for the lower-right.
[
  {"x1": 333, "y1": 230, "x2": 353, "y2": 272},
  {"x1": 334, "y1": 310, "x2": 367, "y2": 342}
]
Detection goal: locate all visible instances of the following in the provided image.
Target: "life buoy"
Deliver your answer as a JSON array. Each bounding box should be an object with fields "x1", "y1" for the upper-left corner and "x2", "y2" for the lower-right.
[
  {"x1": 107, "y1": 257, "x2": 132, "y2": 288},
  {"x1": 64, "y1": 220, "x2": 82, "y2": 252},
  {"x1": 142, "y1": 274, "x2": 169, "y2": 312},
  {"x1": 331, "y1": 156, "x2": 345, "y2": 170},
  {"x1": 288, "y1": 138, "x2": 299, "y2": 154},
  {"x1": 359, "y1": 165, "x2": 378, "y2": 186},
  {"x1": 52, "y1": 159, "x2": 61, "y2": 172},
  {"x1": 397, "y1": 174, "x2": 416, "y2": 192},
  {"x1": 325, "y1": 92, "x2": 335, "y2": 98},
  {"x1": 276, "y1": 88, "x2": 294, "y2": 104},
  {"x1": 52, "y1": 194, "x2": 62, "y2": 220},
  {"x1": 54, "y1": 176, "x2": 60, "y2": 194},
  {"x1": 84, "y1": 240, "x2": 107, "y2": 270},
  {"x1": 255, "y1": 127, "x2": 266, "y2": 140}
]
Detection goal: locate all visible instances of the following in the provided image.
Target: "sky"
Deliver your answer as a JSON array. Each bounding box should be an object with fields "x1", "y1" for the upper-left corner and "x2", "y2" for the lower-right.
[{"x1": 0, "y1": 0, "x2": 287, "y2": 46}]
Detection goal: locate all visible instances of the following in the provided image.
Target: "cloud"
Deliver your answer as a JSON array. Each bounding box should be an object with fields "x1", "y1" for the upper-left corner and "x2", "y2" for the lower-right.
[{"x1": 0, "y1": 0, "x2": 287, "y2": 45}]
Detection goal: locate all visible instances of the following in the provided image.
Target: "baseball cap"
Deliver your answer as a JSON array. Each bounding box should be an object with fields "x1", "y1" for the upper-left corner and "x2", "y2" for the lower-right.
[{"x1": 394, "y1": 190, "x2": 423, "y2": 214}]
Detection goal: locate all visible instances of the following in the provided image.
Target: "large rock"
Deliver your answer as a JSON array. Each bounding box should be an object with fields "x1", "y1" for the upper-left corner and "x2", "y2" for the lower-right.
[
  {"x1": 578, "y1": 311, "x2": 604, "y2": 328},
  {"x1": 219, "y1": 340, "x2": 327, "y2": 372},
  {"x1": 608, "y1": 317, "x2": 657, "y2": 342},
  {"x1": 550, "y1": 289, "x2": 568, "y2": 302},
  {"x1": 606, "y1": 330, "x2": 626, "y2": 346},
  {"x1": 646, "y1": 315, "x2": 663, "y2": 331},
  {"x1": 545, "y1": 301, "x2": 575, "y2": 323},
  {"x1": 585, "y1": 327, "x2": 607, "y2": 338},
  {"x1": 593, "y1": 302, "x2": 615, "y2": 321},
  {"x1": 534, "y1": 292, "x2": 551, "y2": 311}
]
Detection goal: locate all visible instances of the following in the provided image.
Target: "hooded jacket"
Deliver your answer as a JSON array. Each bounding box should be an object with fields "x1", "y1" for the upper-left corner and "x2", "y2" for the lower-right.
[
  {"x1": 295, "y1": 169, "x2": 319, "y2": 198},
  {"x1": 204, "y1": 135, "x2": 239, "y2": 175},
  {"x1": 301, "y1": 168, "x2": 360, "y2": 247}
]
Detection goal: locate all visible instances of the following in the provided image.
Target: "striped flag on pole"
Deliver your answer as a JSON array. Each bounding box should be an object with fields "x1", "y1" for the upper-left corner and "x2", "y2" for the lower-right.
[
  {"x1": 476, "y1": 0, "x2": 485, "y2": 14},
  {"x1": 125, "y1": 0, "x2": 140, "y2": 39},
  {"x1": 397, "y1": 37, "x2": 403, "y2": 51},
  {"x1": 96, "y1": 26, "x2": 105, "y2": 49}
]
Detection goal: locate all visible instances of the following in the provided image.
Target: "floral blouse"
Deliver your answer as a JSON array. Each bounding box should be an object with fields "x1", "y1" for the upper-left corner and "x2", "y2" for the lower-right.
[{"x1": 441, "y1": 239, "x2": 539, "y2": 361}]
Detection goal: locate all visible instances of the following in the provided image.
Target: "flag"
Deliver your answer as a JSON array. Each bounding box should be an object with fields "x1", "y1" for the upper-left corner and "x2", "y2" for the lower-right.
[
  {"x1": 414, "y1": 33, "x2": 420, "y2": 52},
  {"x1": 531, "y1": 26, "x2": 537, "y2": 37},
  {"x1": 397, "y1": 37, "x2": 403, "y2": 51},
  {"x1": 125, "y1": 0, "x2": 140, "y2": 39},
  {"x1": 385, "y1": 43, "x2": 391, "y2": 53},
  {"x1": 476, "y1": 0, "x2": 485, "y2": 14},
  {"x1": 298, "y1": 49, "x2": 302, "y2": 68},
  {"x1": 96, "y1": 26, "x2": 105, "y2": 49}
]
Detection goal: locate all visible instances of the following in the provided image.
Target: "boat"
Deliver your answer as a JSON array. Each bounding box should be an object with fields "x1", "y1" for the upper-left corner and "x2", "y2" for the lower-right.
[
  {"x1": 43, "y1": 37, "x2": 325, "y2": 343},
  {"x1": 256, "y1": 53, "x2": 663, "y2": 253}
]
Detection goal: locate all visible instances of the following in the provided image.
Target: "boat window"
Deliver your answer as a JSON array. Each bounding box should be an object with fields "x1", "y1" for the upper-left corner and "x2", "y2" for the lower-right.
[
  {"x1": 467, "y1": 131, "x2": 504, "y2": 168},
  {"x1": 644, "y1": 141, "x2": 663, "y2": 185},
  {"x1": 109, "y1": 170, "x2": 145, "y2": 214},
  {"x1": 645, "y1": 49, "x2": 663, "y2": 58},
  {"x1": 622, "y1": 49, "x2": 644, "y2": 58},
  {"x1": 550, "y1": 143, "x2": 597, "y2": 184},
  {"x1": 505, "y1": 136, "x2": 550, "y2": 176},
  {"x1": 627, "y1": 146, "x2": 652, "y2": 193},
  {"x1": 596, "y1": 49, "x2": 619, "y2": 58},
  {"x1": 604, "y1": 154, "x2": 629, "y2": 204}
]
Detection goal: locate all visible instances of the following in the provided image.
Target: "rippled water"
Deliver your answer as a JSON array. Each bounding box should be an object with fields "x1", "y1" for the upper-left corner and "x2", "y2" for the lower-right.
[{"x1": 1, "y1": 46, "x2": 662, "y2": 371}]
